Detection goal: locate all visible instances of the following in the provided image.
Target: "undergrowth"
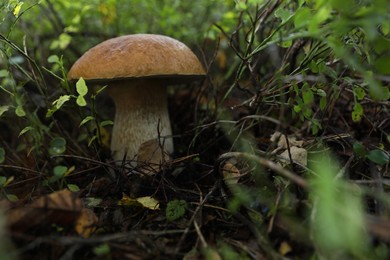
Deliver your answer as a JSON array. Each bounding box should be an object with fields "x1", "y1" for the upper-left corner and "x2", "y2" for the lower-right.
[{"x1": 0, "y1": 0, "x2": 389, "y2": 259}]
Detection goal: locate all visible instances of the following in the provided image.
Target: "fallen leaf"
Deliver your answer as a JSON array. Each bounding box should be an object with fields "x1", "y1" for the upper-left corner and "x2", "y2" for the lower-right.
[
  {"x1": 136, "y1": 196, "x2": 160, "y2": 210},
  {"x1": 279, "y1": 146, "x2": 308, "y2": 167},
  {"x1": 137, "y1": 139, "x2": 170, "y2": 175},
  {"x1": 118, "y1": 193, "x2": 159, "y2": 210},
  {"x1": 222, "y1": 160, "x2": 241, "y2": 190},
  {"x1": 271, "y1": 131, "x2": 304, "y2": 154},
  {"x1": 75, "y1": 208, "x2": 99, "y2": 238},
  {"x1": 279, "y1": 241, "x2": 292, "y2": 255},
  {"x1": 5, "y1": 189, "x2": 82, "y2": 232}
]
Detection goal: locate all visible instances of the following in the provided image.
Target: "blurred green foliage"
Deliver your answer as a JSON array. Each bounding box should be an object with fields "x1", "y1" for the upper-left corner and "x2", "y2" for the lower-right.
[{"x1": 0, "y1": 0, "x2": 389, "y2": 259}]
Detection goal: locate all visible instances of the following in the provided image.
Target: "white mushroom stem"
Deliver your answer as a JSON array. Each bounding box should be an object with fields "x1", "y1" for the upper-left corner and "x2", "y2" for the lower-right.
[{"x1": 108, "y1": 79, "x2": 173, "y2": 163}]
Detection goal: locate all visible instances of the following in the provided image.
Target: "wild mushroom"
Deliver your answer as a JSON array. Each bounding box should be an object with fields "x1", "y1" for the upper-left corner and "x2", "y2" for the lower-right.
[{"x1": 68, "y1": 34, "x2": 205, "y2": 164}]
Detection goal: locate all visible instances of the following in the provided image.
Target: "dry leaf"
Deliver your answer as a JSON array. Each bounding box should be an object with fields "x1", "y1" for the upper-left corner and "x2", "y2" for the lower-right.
[
  {"x1": 271, "y1": 131, "x2": 304, "y2": 154},
  {"x1": 279, "y1": 241, "x2": 292, "y2": 255},
  {"x1": 75, "y1": 208, "x2": 98, "y2": 238},
  {"x1": 5, "y1": 189, "x2": 82, "y2": 232},
  {"x1": 222, "y1": 161, "x2": 241, "y2": 187},
  {"x1": 137, "y1": 139, "x2": 170, "y2": 175},
  {"x1": 279, "y1": 146, "x2": 308, "y2": 167}
]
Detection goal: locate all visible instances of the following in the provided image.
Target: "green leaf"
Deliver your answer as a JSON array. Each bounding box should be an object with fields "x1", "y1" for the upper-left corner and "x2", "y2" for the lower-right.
[
  {"x1": 274, "y1": 7, "x2": 292, "y2": 23},
  {"x1": 310, "y1": 152, "x2": 369, "y2": 256},
  {"x1": 76, "y1": 95, "x2": 87, "y2": 107},
  {"x1": 19, "y1": 126, "x2": 34, "y2": 137},
  {"x1": 6, "y1": 194, "x2": 19, "y2": 202},
  {"x1": 302, "y1": 84, "x2": 314, "y2": 105},
  {"x1": 58, "y1": 33, "x2": 72, "y2": 49},
  {"x1": 100, "y1": 120, "x2": 114, "y2": 127},
  {"x1": 375, "y1": 57, "x2": 390, "y2": 74},
  {"x1": 84, "y1": 197, "x2": 103, "y2": 207},
  {"x1": 352, "y1": 103, "x2": 363, "y2": 122},
  {"x1": 0, "y1": 148, "x2": 5, "y2": 164},
  {"x1": 76, "y1": 78, "x2": 88, "y2": 96},
  {"x1": 293, "y1": 104, "x2": 302, "y2": 113},
  {"x1": 53, "y1": 165, "x2": 68, "y2": 178},
  {"x1": 67, "y1": 184, "x2": 80, "y2": 192},
  {"x1": 354, "y1": 87, "x2": 365, "y2": 101},
  {"x1": 320, "y1": 96, "x2": 327, "y2": 110},
  {"x1": 80, "y1": 116, "x2": 94, "y2": 127},
  {"x1": 53, "y1": 95, "x2": 71, "y2": 109},
  {"x1": 353, "y1": 142, "x2": 367, "y2": 157},
  {"x1": 294, "y1": 7, "x2": 311, "y2": 28},
  {"x1": 93, "y1": 244, "x2": 110, "y2": 256},
  {"x1": 309, "y1": 60, "x2": 319, "y2": 73},
  {"x1": 0, "y1": 106, "x2": 9, "y2": 117},
  {"x1": 15, "y1": 105, "x2": 25, "y2": 117},
  {"x1": 49, "y1": 137, "x2": 66, "y2": 155},
  {"x1": 47, "y1": 55, "x2": 59, "y2": 64},
  {"x1": 366, "y1": 149, "x2": 389, "y2": 165},
  {"x1": 0, "y1": 176, "x2": 6, "y2": 186},
  {"x1": 0, "y1": 70, "x2": 9, "y2": 78},
  {"x1": 166, "y1": 199, "x2": 187, "y2": 221}
]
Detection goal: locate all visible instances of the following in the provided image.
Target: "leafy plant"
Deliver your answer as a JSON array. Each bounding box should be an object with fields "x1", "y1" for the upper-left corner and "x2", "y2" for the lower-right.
[{"x1": 166, "y1": 199, "x2": 187, "y2": 221}]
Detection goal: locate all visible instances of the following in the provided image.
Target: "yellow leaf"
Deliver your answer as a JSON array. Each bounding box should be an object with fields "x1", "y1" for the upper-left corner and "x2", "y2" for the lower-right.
[
  {"x1": 75, "y1": 208, "x2": 98, "y2": 238},
  {"x1": 279, "y1": 241, "x2": 292, "y2": 256},
  {"x1": 136, "y1": 196, "x2": 160, "y2": 210},
  {"x1": 118, "y1": 193, "x2": 159, "y2": 210},
  {"x1": 13, "y1": 2, "x2": 23, "y2": 17}
]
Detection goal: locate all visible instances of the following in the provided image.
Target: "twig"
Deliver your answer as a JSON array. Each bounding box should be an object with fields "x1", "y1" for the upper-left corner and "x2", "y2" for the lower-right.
[{"x1": 174, "y1": 182, "x2": 220, "y2": 254}]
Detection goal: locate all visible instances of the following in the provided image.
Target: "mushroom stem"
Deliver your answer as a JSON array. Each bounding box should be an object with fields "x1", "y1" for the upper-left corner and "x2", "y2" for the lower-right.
[{"x1": 108, "y1": 79, "x2": 173, "y2": 163}]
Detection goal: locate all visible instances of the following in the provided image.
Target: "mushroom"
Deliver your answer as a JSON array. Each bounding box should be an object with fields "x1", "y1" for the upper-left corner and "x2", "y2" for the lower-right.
[{"x1": 68, "y1": 34, "x2": 205, "y2": 164}]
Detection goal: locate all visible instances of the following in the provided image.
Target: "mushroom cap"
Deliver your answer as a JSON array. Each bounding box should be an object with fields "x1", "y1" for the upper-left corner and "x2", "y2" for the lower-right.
[{"x1": 67, "y1": 34, "x2": 206, "y2": 82}]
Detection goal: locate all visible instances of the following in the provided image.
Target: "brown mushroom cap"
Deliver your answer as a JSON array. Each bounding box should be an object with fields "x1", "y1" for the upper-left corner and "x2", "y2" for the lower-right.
[{"x1": 67, "y1": 34, "x2": 206, "y2": 81}]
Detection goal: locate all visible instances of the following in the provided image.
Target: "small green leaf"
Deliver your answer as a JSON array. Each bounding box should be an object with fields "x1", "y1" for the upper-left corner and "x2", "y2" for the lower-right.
[
  {"x1": 49, "y1": 137, "x2": 66, "y2": 155},
  {"x1": 58, "y1": 33, "x2": 72, "y2": 49},
  {"x1": 53, "y1": 95, "x2": 71, "y2": 109},
  {"x1": 93, "y1": 244, "x2": 110, "y2": 256},
  {"x1": 48, "y1": 55, "x2": 59, "y2": 64},
  {"x1": 67, "y1": 184, "x2": 80, "y2": 192},
  {"x1": 80, "y1": 116, "x2": 94, "y2": 127},
  {"x1": 354, "y1": 87, "x2": 365, "y2": 101},
  {"x1": 320, "y1": 96, "x2": 327, "y2": 110},
  {"x1": 0, "y1": 69, "x2": 9, "y2": 78},
  {"x1": 76, "y1": 95, "x2": 87, "y2": 106},
  {"x1": 294, "y1": 7, "x2": 311, "y2": 28},
  {"x1": 84, "y1": 197, "x2": 103, "y2": 207},
  {"x1": 366, "y1": 149, "x2": 389, "y2": 165},
  {"x1": 0, "y1": 176, "x2": 6, "y2": 186},
  {"x1": 302, "y1": 84, "x2": 314, "y2": 105},
  {"x1": 15, "y1": 105, "x2": 25, "y2": 117},
  {"x1": 353, "y1": 142, "x2": 367, "y2": 157},
  {"x1": 0, "y1": 106, "x2": 9, "y2": 117},
  {"x1": 100, "y1": 120, "x2": 114, "y2": 127},
  {"x1": 19, "y1": 126, "x2": 34, "y2": 137},
  {"x1": 293, "y1": 104, "x2": 302, "y2": 113},
  {"x1": 54, "y1": 165, "x2": 68, "y2": 178},
  {"x1": 88, "y1": 135, "x2": 98, "y2": 146},
  {"x1": 0, "y1": 148, "x2": 5, "y2": 163},
  {"x1": 309, "y1": 60, "x2": 319, "y2": 73},
  {"x1": 274, "y1": 7, "x2": 292, "y2": 23},
  {"x1": 6, "y1": 194, "x2": 19, "y2": 202},
  {"x1": 352, "y1": 103, "x2": 363, "y2": 122},
  {"x1": 76, "y1": 78, "x2": 88, "y2": 96},
  {"x1": 375, "y1": 57, "x2": 390, "y2": 74},
  {"x1": 166, "y1": 199, "x2": 187, "y2": 221}
]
